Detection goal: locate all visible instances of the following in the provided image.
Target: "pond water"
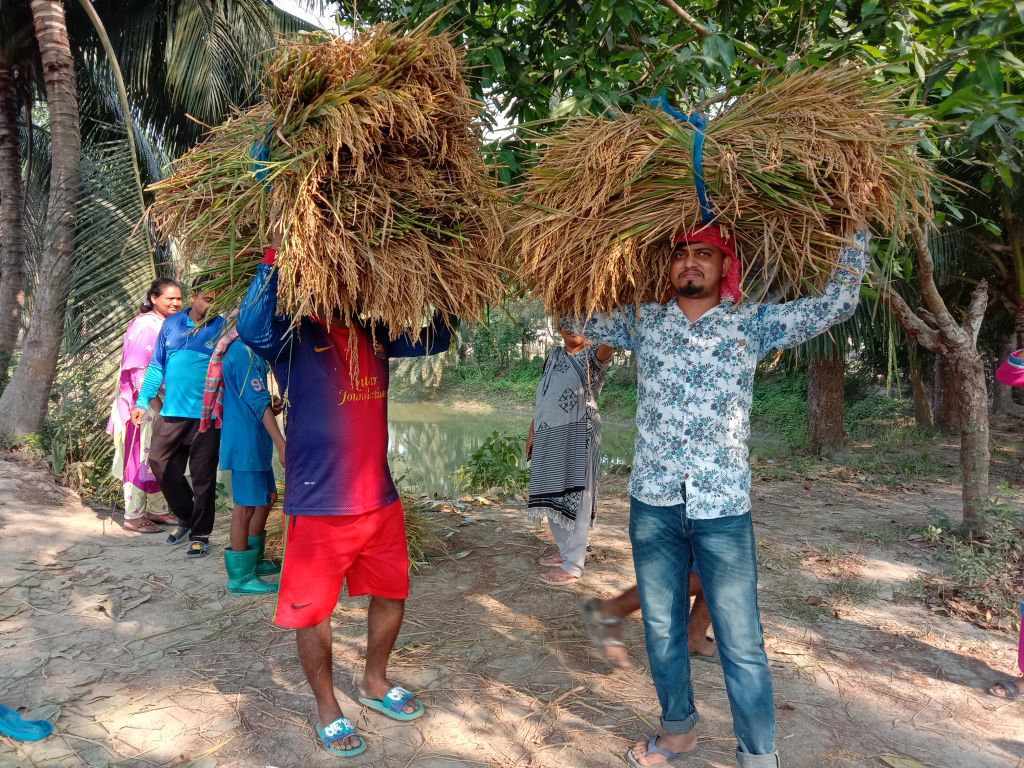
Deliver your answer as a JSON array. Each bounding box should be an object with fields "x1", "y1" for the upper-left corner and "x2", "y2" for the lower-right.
[{"x1": 387, "y1": 400, "x2": 637, "y2": 495}]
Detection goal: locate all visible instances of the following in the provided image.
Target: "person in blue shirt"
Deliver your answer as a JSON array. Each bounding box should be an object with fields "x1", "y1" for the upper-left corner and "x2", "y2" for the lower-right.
[
  {"x1": 131, "y1": 276, "x2": 225, "y2": 557},
  {"x1": 217, "y1": 337, "x2": 286, "y2": 593}
]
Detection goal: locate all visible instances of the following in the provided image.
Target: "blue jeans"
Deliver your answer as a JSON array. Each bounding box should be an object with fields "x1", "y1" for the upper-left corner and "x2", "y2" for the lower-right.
[{"x1": 630, "y1": 496, "x2": 778, "y2": 762}]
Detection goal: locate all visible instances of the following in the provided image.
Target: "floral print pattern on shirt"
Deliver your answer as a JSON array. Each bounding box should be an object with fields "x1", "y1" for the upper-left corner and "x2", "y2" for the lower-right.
[{"x1": 573, "y1": 232, "x2": 869, "y2": 518}]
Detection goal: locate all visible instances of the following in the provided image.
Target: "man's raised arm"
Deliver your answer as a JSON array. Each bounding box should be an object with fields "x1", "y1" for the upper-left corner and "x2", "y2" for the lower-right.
[
  {"x1": 755, "y1": 229, "x2": 870, "y2": 357},
  {"x1": 237, "y1": 247, "x2": 293, "y2": 362}
]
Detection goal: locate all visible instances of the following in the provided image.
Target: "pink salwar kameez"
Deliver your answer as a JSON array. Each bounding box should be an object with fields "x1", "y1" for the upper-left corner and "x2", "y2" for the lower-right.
[{"x1": 107, "y1": 312, "x2": 167, "y2": 520}]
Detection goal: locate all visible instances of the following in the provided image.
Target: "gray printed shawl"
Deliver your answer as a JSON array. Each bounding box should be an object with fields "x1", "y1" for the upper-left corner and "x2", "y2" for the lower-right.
[{"x1": 527, "y1": 345, "x2": 609, "y2": 531}]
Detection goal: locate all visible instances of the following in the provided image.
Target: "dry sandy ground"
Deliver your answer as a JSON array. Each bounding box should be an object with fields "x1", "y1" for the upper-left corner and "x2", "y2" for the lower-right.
[{"x1": 0, "y1": 457, "x2": 1021, "y2": 768}]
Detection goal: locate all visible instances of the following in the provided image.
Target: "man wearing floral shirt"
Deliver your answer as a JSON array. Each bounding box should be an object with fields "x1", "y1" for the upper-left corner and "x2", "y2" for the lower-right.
[{"x1": 574, "y1": 223, "x2": 869, "y2": 768}]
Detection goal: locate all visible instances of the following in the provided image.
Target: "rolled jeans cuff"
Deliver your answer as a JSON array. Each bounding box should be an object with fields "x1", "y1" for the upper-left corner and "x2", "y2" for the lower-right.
[
  {"x1": 660, "y1": 711, "x2": 698, "y2": 734},
  {"x1": 736, "y1": 749, "x2": 780, "y2": 767}
]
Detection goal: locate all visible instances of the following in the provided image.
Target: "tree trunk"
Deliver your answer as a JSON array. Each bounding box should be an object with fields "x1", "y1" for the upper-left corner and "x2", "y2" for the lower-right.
[
  {"x1": 0, "y1": 0, "x2": 80, "y2": 439},
  {"x1": 909, "y1": 351, "x2": 932, "y2": 428},
  {"x1": 951, "y1": 347, "x2": 990, "y2": 533},
  {"x1": 1014, "y1": 303, "x2": 1024, "y2": 406},
  {"x1": 0, "y1": 64, "x2": 26, "y2": 388},
  {"x1": 806, "y1": 353, "x2": 845, "y2": 455},
  {"x1": 934, "y1": 357, "x2": 961, "y2": 434},
  {"x1": 1015, "y1": 299, "x2": 1024, "y2": 353},
  {"x1": 992, "y1": 334, "x2": 1015, "y2": 415},
  {"x1": 880, "y1": 223, "x2": 989, "y2": 536}
]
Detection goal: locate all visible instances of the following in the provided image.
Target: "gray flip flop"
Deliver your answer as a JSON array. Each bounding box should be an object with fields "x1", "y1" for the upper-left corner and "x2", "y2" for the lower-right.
[
  {"x1": 580, "y1": 598, "x2": 630, "y2": 668},
  {"x1": 625, "y1": 735, "x2": 690, "y2": 767}
]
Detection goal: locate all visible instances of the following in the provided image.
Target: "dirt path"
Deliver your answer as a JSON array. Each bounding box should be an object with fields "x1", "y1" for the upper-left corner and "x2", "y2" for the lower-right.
[{"x1": 0, "y1": 458, "x2": 1021, "y2": 768}]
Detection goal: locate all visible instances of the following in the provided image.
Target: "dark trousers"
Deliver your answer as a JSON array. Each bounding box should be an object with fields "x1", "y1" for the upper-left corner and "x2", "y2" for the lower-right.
[{"x1": 149, "y1": 416, "x2": 221, "y2": 540}]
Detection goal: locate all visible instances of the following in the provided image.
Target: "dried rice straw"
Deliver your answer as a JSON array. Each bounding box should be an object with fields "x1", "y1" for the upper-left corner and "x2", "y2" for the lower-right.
[
  {"x1": 149, "y1": 16, "x2": 507, "y2": 337},
  {"x1": 511, "y1": 65, "x2": 937, "y2": 317}
]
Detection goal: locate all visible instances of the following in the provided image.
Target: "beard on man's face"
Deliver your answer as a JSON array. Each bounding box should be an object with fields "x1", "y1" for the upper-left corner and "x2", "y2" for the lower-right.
[{"x1": 675, "y1": 280, "x2": 716, "y2": 299}]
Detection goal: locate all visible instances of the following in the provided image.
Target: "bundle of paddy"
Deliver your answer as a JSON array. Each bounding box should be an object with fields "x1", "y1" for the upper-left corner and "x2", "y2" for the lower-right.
[
  {"x1": 263, "y1": 494, "x2": 447, "y2": 572},
  {"x1": 149, "y1": 17, "x2": 506, "y2": 334},
  {"x1": 511, "y1": 65, "x2": 936, "y2": 317}
]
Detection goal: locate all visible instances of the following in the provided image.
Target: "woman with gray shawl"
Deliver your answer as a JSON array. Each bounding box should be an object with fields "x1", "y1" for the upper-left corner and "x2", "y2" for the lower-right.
[{"x1": 527, "y1": 326, "x2": 614, "y2": 585}]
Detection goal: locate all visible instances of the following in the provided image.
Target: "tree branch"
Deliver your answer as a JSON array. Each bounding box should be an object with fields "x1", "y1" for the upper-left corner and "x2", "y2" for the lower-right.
[
  {"x1": 910, "y1": 218, "x2": 966, "y2": 344},
  {"x1": 879, "y1": 284, "x2": 941, "y2": 353},
  {"x1": 660, "y1": 0, "x2": 713, "y2": 38},
  {"x1": 917, "y1": 308, "x2": 940, "y2": 330},
  {"x1": 964, "y1": 279, "x2": 989, "y2": 346}
]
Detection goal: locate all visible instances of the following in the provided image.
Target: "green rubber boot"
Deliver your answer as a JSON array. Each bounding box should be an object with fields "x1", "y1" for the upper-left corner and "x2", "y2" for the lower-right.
[
  {"x1": 224, "y1": 547, "x2": 278, "y2": 594},
  {"x1": 249, "y1": 533, "x2": 281, "y2": 576}
]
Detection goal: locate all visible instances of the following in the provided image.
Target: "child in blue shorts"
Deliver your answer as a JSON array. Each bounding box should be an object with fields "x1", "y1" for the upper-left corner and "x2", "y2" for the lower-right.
[{"x1": 218, "y1": 337, "x2": 286, "y2": 594}]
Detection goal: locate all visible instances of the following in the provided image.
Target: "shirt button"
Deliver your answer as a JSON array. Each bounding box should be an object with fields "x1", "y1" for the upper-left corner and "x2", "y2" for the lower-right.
[
  {"x1": 683, "y1": 439, "x2": 689, "y2": 444},
  {"x1": 684, "y1": 472, "x2": 690, "y2": 479}
]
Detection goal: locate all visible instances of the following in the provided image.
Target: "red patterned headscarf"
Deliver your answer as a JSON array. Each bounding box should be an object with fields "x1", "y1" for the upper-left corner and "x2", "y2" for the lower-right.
[{"x1": 673, "y1": 224, "x2": 740, "y2": 302}]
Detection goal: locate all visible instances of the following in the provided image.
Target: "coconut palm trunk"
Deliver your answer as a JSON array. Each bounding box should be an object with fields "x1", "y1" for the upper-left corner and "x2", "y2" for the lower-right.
[
  {"x1": 0, "y1": 62, "x2": 26, "y2": 388},
  {"x1": 0, "y1": 0, "x2": 79, "y2": 438}
]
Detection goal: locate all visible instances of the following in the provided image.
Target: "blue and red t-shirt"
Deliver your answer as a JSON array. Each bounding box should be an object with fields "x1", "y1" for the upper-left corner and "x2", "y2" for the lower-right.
[{"x1": 237, "y1": 257, "x2": 453, "y2": 516}]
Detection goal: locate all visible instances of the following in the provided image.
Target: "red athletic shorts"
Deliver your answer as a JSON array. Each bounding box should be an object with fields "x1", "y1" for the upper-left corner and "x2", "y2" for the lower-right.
[{"x1": 274, "y1": 499, "x2": 409, "y2": 629}]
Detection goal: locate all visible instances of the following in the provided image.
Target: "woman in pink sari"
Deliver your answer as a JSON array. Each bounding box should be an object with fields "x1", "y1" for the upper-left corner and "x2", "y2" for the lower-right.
[{"x1": 107, "y1": 278, "x2": 182, "y2": 532}]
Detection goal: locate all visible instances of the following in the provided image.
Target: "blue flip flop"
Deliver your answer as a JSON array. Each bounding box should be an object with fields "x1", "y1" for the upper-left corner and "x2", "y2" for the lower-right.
[
  {"x1": 625, "y1": 735, "x2": 692, "y2": 767},
  {"x1": 166, "y1": 525, "x2": 190, "y2": 545},
  {"x1": 0, "y1": 704, "x2": 53, "y2": 742},
  {"x1": 317, "y1": 716, "x2": 366, "y2": 758},
  {"x1": 357, "y1": 685, "x2": 424, "y2": 722}
]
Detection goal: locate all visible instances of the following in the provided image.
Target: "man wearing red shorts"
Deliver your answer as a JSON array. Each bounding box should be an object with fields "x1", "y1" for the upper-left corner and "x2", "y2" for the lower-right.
[{"x1": 237, "y1": 242, "x2": 454, "y2": 757}]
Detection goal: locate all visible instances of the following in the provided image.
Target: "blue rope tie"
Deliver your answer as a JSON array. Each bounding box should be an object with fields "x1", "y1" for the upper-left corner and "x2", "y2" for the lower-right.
[
  {"x1": 647, "y1": 93, "x2": 714, "y2": 224},
  {"x1": 250, "y1": 126, "x2": 274, "y2": 185}
]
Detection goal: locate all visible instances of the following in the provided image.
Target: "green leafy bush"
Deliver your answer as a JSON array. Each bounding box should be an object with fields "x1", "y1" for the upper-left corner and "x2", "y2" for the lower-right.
[
  {"x1": 41, "y1": 357, "x2": 120, "y2": 507},
  {"x1": 454, "y1": 430, "x2": 529, "y2": 496},
  {"x1": 751, "y1": 374, "x2": 808, "y2": 448}
]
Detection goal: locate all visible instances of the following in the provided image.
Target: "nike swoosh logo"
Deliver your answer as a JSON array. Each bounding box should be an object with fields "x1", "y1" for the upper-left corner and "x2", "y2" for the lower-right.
[
  {"x1": 291, "y1": 602, "x2": 312, "y2": 610},
  {"x1": 314, "y1": 345, "x2": 333, "y2": 353}
]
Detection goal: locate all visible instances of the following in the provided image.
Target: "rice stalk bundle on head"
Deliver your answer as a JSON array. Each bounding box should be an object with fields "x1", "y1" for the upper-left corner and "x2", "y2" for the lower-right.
[
  {"x1": 149, "y1": 16, "x2": 507, "y2": 337},
  {"x1": 511, "y1": 65, "x2": 937, "y2": 317}
]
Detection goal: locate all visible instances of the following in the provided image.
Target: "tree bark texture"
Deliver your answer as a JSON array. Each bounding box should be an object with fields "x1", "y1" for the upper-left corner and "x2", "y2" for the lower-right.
[
  {"x1": 0, "y1": 0, "x2": 80, "y2": 439},
  {"x1": 951, "y1": 348, "x2": 990, "y2": 531},
  {"x1": 1014, "y1": 303, "x2": 1024, "y2": 406},
  {"x1": 935, "y1": 358, "x2": 961, "y2": 434},
  {"x1": 909, "y1": 351, "x2": 932, "y2": 428},
  {"x1": 992, "y1": 334, "x2": 1015, "y2": 415},
  {"x1": 0, "y1": 64, "x2": 26, "y2": 388},
  {"x1": 880, "y1": 220, "x2": 989, "y2": 534},
  {"x1": 806, "y1": 353, "x2": 845, "y2": 455}
]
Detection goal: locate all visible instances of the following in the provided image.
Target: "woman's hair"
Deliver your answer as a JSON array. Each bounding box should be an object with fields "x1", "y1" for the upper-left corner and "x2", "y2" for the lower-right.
[{"x1": 140, "y1": 278, "x2": 180, "y2": 313}]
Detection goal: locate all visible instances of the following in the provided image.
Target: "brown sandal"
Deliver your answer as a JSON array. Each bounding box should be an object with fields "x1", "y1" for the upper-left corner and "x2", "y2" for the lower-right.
[{"x1": 125, "y1": 518, "x2": 164, "y2": 534}]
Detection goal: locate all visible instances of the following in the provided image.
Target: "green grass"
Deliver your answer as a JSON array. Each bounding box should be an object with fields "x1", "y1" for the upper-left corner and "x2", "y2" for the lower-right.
[
  {"x1": 843, "y1": 451, "x2": 946, "y2": 486},
  {"x1": 852, "y1": 522, "x2": 919, "y2": 545},
  {"x1": 823, "y1": 578, "x2": 880, "y2": 605},
  {"x1": 779, "y1": 595, "x2": 832, "y2": 623}
]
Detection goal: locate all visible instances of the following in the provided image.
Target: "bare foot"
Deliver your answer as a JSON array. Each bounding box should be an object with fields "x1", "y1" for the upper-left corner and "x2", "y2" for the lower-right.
[
  {"x1": 688, "y1": 633, "x2": 716, "y2": 657},
  {"x1": 539, "y1": 567, "x2": 579, "y2": 585},
  {"x1": 145, "y1": 511, "x2": 179, "y2": 525},
  {"x1": 599, "y1": 601, "x2": 631, "y2": 669},
  {"x1": 628, "y1": 731, "x2": 698, "y2": 766},
  {"x1": 538, "y1": 553, "x2": 564, "y2": 566},
  {"x1": 988, "y1": 676, "x2": 1022, "y2": 700},
  {"x1": 358, "y1": 679, "x2": 420, "y2": 715}
]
